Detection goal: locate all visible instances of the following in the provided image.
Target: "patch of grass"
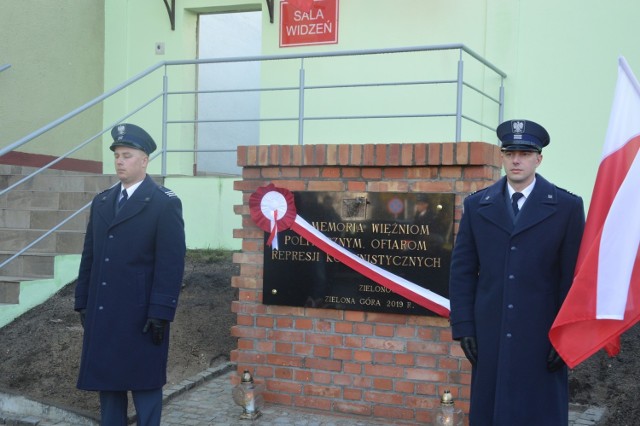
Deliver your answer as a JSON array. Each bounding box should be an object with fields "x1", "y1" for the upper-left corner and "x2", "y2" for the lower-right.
[{"x1": 186, "y1": 249, "x2": 236, "y2": 264}]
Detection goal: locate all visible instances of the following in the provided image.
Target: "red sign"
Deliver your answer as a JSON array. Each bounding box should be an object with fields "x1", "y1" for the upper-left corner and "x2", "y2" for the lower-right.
[{"x1": 279, "y1": 0, "x2": 339, "y2": 47}]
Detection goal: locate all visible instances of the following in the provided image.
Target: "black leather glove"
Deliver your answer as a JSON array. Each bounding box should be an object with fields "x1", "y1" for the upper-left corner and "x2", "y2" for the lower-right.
[
  {"x1": 143, "y1": 318, "x2": 168, "y2": 345},
  {"x1": 547, "y1": 346, "x2": 565, "y2": 372},
  {"x1": 79, "y1": 309, "x2": 86, "y2": 328},
  {"x1": 460, "y1": 336, "x2": 478, "y2": 366}
]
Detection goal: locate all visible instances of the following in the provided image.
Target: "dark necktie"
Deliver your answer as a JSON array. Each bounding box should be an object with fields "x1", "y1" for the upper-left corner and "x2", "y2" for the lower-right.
[
  {"x1": 511, "y1": 192, "x2": 524, "y2": 216},
  {"x1": 117, "y1": 189, "x2": 128, "y2": 212}
]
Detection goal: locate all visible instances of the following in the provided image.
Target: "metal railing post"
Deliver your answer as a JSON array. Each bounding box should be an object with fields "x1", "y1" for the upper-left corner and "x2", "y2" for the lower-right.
[
  {"x1": 455, "y1": 51, "x2": 464, "y2": 142},
  {"x1": 162, "y1": 72, "x2": 169, "y2": 177},
  {"x1": 499, "y1": 77, "x2": 505, "y2": 125},
  {"x1": 298, "y1": 58, "x2": 306, "y2": 145}
]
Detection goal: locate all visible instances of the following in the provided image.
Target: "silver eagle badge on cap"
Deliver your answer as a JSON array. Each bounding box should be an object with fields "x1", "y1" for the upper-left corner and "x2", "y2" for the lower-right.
[{"x1": 512, "y1": 120, "x2": 525, "y2": 134}]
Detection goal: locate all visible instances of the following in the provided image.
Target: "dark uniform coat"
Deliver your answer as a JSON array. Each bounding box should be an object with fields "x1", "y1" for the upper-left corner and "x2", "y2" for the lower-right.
[
  {"x1": 75, "y1": 175, "x2": 186, "y2": 391},
  {"x1": 449, "y1": 174, "x2": 585, "y2": 425}
]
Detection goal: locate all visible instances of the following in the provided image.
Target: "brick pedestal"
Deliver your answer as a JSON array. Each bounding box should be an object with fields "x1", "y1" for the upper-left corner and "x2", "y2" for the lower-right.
[{"x1": 231, "y1": 142, "x2": 501, "y2": 423}]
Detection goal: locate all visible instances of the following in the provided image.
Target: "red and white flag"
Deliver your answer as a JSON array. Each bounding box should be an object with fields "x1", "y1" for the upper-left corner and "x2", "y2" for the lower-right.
[{"x1": 549, "y1": 56, "x2": 640, "y2": 369}]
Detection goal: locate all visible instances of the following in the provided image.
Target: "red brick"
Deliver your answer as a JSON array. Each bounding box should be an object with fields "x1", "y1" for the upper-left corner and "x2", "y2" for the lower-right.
[
  {"x1": 395, "y1": 380, "x2": 415, "y2": 393},
  {"x1": 294, "y1": 369, "x2": 312, "y2": 381},
  {"x1": 364, "y1": 338, "x2": 404, "y2": 352},
  {"x1": 350, "y1": 144, "x2": 362, "y2": 164},
  {"x1": 304, "y1": 357, "x2": 342, "y2": 371},
  {"x1": 293, "y1": 343, "x2": 313, "y2": 356},
  {"x1": 455, "y1": 142, "x2": 470, "y2": 164},
  {"x1": 267, "y1": 379, "x2": 303, "y2": 393},
  {"x1": 280, "y1": 145, "x2": 291, "y2": 166},
  {"x1": 257, "y1": 145, "x2": 269, "y2": 165},
  {"x1": 406, "y1": 368, "x2": 448, "y2": 382},
  {"x1": 246, "y1": 145, "x2": 258, "y2": 166},
  {"x1": 439, "y1": 165, "x2": 462, "y2": 179},
  {"x1": 314, "y1": 346, "x2": 331, "y2": 358},
  {"x1": 373, "y1": 377, "x2": 393, "y2": 391},
  {"x1": 401, "y1": 143, "x2": 414, "y2": 165},
  {"x1": 295, "y1": 318, "x2": 313, "y2": 330},
  {"x1": 353, "y1": 350, "x2": 372, "y2": 362},
  {"x1": 291, "y1": 145, "x2": 303, "y2": 165},
  {"x1": 388, "y1": 144, "x2": 401, "y2": 165},
  {"x1": 237, "y1": 145, "x2": 248, "y2": 166},
  {"x1": 300, "y1": 167, "x2": 320, "y2": 178},
  {"x1": 334, "y1": 401, "x2": 372, "y2": 416},
  {"x1": 269, "y1": 145, "x2": 279, "y2": 164},
  {"x1": 342, "y1": 167, "x2": 360, "y2": 178},
  {"x1": 333, "y1": 347, "x2": 352, "y2": 360},
  {"x1": 343, "y1": 388, "x2": 363, "y2": 401},
  {"x1": 406, "y1": 340, "x2": 449, "y2": 355},
  {"x1": 415, "y1": 143, "x2": 428, "y2": 165},
  {"x1": 427, "y1": 143, "x2": 440, "y2": 165},
  {"x1": 335, "y1": 321, "x2": 353, "y2": 334},
  {"x1": 275, "y1": 342, "x2": 293, "y2": 354},
  {"x1": 347, "y1": 181, "x2": 367, "y2": 192},
  {"x1": 373, "y1": 351, "x2": 393, "y2": 364},
  {"x1": 264, "y1": 392, "x2": 292, "y2": 405},
  {"x1": 326, "y1": 144, "x2": 338, "y2": 165},
  {"x1": 256, "y1": 316, "x2": 273, "y2": 328},
  {"x1": 395, "y1": 353, "x2": 415, "y2": 366},
  {"x1": 294, "y1": 396, "x2": 332, "y2": 411},
  {"x1": 361, "y1": 168, "x2": 382, "y2": 179},
  {"x1": 321, "y1": 167, "x2": 340, "y2": 178},
  {"x1": 304, "y1": 145, "x2": 314, "y2": 165},
  {"x1": 257, "y1": 340, "x2": 275, "y2": 352},
  {"x1": 273, "y1": 317, "x2": 292, "y2": 329},
  {"x1": 365, "y1": 390, "x2": 403, "y2": 405},
  {"x1": 307, "y1": 180, "x2": 344, "y2": 191},
  {"x1": 415, "y1": 381, "x2": 437, "y2": 395},
  {"x1": 242, "y1": 167, "x2": 260, "y2": 178},
  {"x1": 266, "y1": 354, "x2": 304, "y2": 367},
  {"x1": 311, "y1": 372, "x2": 332, "y2": 384},
  {"x1": 304, "y1": 385, "x2": 340, "y2": 398},
  {"x1": 274, "y1": 367, "x2": 293, "y2": 380},
  {"x1": 338, "y1": 144, "x2": 350, "y2": 165},
  {"x1": 344, "y1": 362, "x2": 362, "y2": 374},
  {"x1": 384, "y1": 167, "x2": 406, "y2": 179},
  {"x1": 363, "y1": 364, "x2": 403, "y2": 378},
  {"x1": 354, "y1": 323, "x2": 373, "y2": 335},
  {"x1": 375, "y1": 324, "x2": 395, "y2": 337},
  {"x1": 375, "y1": 144, "x2": 387, "y2": 166},
  {"x1": 269, "y1": 330, "x2": 304, "y2": 342},
  {"x1": 363, "y1": 144, "x2": 375, "y2": 166}
]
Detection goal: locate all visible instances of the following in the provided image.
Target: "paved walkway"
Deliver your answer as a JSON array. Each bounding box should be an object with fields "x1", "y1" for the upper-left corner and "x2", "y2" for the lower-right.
[{"x1": 0, "y1": 363, "x2": 605, "y2": 425}]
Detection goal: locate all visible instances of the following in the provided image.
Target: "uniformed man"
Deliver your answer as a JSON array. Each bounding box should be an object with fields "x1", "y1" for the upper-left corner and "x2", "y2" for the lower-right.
[
  {"x1": 449, "y1": 119, "x2": 585, "y2": 425},
  {"x1": 75, "y1": 123, "x2": 186, "y2": 426}
]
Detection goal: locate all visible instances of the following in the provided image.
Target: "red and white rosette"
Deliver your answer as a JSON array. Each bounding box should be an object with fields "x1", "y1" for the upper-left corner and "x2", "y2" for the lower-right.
[
  {"x1": 249, "y1": 184, "x2": 297, "y2": 250},
  {"x1": 249, "y1": 184, "x2": 450, "y2": 318}
]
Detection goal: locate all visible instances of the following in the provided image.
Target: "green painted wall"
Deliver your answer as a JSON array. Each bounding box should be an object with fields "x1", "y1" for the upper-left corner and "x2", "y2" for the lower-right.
[
  {"x1": 100, "y1": 0, "x2": 640, "y2": 250},
  {"x1": 0, "y1": 0, "x2": 104, "y2": 161},
  {"x1": 166, "y1": 176, "x2": 240, "y2": 249}
]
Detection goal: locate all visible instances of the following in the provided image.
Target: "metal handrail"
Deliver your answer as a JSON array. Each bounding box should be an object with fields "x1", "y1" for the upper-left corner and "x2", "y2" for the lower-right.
[
  {"x1": 0, "y1": 44, "x2": 506, "y2": 272},
  {"x1": 0, "y1": 64, "x2": 10, "y2": 73}
]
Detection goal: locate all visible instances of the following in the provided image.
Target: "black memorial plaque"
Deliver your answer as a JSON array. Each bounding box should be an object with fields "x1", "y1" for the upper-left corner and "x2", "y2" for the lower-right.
[{"x1": 262, "y1": 191, "x2": 454, "y2": 315}]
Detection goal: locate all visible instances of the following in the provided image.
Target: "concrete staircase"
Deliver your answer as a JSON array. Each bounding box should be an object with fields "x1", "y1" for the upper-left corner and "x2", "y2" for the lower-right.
[{"x1": 0, "y1": 165, "x2": 117, "y2": 305}]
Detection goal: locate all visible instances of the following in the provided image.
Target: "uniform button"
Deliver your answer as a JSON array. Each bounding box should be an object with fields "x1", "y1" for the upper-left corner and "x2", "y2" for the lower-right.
[
  {"x1": 506, "y1": 333, "x2": 512, "y2": 338},
  {"x1": 508, "y1": 304, "x2": 514, "y2": 309},
  {"x1": 109, "y1": 235, "x2": 114, "y2": 239},
  {"x1": 98, "y1": 306, "x2": 104, "y2": 310},
  {"x1": 510, "y1": 246, "x2": 517, "y2": 251},
  {"x1": 105, "y1": 258, "x2": 110, "y2": 262},
  {"x1": 509, "y1": 274, "x2": 515, "y2": 279},
  {"x1": 102, "y1": 282, "x2": 107, "y2": 286}
]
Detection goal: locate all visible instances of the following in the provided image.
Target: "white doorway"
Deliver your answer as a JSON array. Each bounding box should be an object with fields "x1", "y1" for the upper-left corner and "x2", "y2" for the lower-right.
[{"x1": 197, "y1": 11, "x2": 262, "y2": 175}]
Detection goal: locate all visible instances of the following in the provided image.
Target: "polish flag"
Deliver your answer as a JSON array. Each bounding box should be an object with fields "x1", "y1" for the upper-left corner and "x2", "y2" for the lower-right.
[{"x1": 549, "y1": 56, "x2": 640, "y2": 369}]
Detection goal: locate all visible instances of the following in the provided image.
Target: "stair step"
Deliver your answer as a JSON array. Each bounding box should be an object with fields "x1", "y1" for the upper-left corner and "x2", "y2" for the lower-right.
[
  {"x1": 0, "y1": 277, "x2": 22, "y2": 304},
  {"x1": 0, "y1": 251, "x2": 56, "y2": 278},
  {"x1": 0, "y1": 228, "x2": 85, "y2": 254}
]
